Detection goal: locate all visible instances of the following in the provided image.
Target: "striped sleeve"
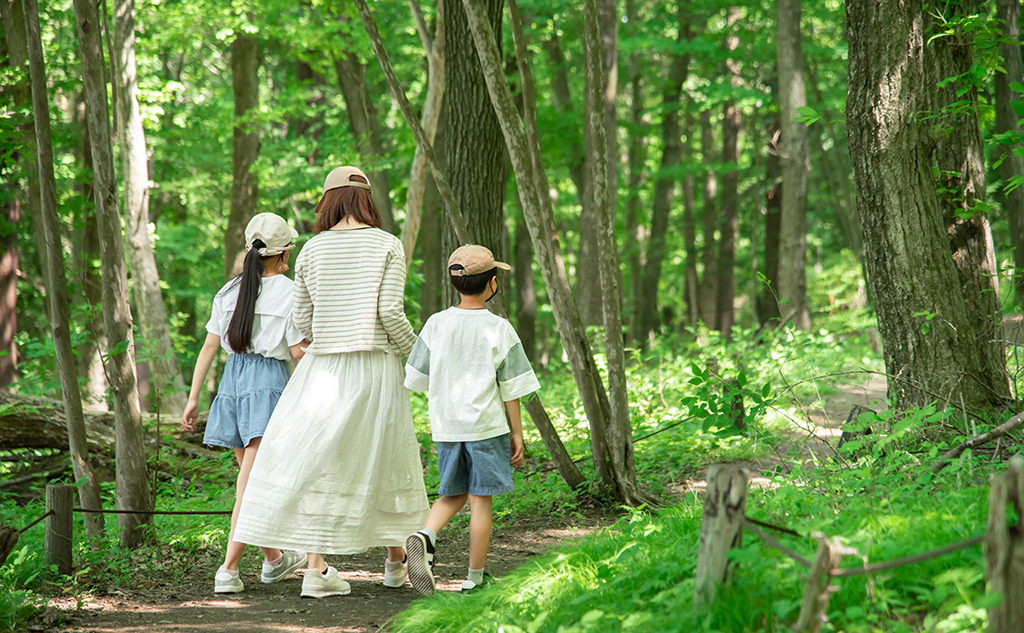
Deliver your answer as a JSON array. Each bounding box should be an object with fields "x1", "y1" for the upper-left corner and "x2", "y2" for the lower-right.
[
  {"x1": 291, "y1": 256, "x2": 314, "y2": 341},
  {"x1": 378, "y1": 238, "x2": 417, "y2": 356}
]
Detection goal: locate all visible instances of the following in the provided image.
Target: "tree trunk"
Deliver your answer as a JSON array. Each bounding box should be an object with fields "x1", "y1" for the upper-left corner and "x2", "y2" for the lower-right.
[
  {"x1": 418, "y1": 117, "x2": 445, "y2": 321},
  {"x1": 698, "y1": 111, "x2": 718, "y2": 329},
  {"x1": 0, "y1": 0, "x2": 48, "y2": 306},
  {"x1": 1, "y1": 195, "x2": 17, "y2": 390},
  {"x1": 636, "y1": 4, "x2": 689, "y2": 345},
  {"x1": 624, "y1": 0, "x2": 647, "y2": 339},
  {"x1": 514, "y1": 215, "x2": 537, "y2": 362},
  {"x1": 334, "y1": 52, "x2": 395, "y2": 233},
  {"x1": 996, "y1": 0, "x2": 1024, "y2": 307},
  {"x1": 847, "y1": 0, "x2": 1009, "y2": 412},
  {"x1": 777, "y1": 0, "x2": 810, "y2": 330},
  {"x1": 24, "y1": 0, "x2": 104, "y2": 542},
  {"x1": 113, "y1": 0, "x2": 186, "y2": 415},
  {"x1": 401, "y1": 0, "x2": 445, "y2": 267},
  {"x1": 72, "y1": 0, "x2": 153, "y2": 546},
  {"x1": 225, "y1": 32, "x2": 258, "y2": 280},
  {"x1": 716, "y1": 98, "x2": 739, "y2": 338},
  {"x1": 440, "y1": 0, "x2": 508, "y2": 310},
  {"x1": 761, "y1": 120, "x2": 782, "y2": 325},
  {"x1": 682, "y1": 162, "x2": 699, "y2": 331}
]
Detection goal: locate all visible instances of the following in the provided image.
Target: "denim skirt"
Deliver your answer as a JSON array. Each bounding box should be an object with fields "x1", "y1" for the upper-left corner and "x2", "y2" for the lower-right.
[{"x1": 204, "y1": 353, "x2": 290, "y2": 449}]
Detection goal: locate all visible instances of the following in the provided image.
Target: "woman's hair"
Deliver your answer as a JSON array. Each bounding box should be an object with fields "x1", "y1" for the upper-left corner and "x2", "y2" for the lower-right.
[
  {"x1": 226, "y1": 239, "x2": 270, "y2": 353},
  {"x1": 448, "y1": 266, "x2": 497, "y2": 296},
  {"x1": 313, "y1": 174, "x2": 382, "y2": 233}
]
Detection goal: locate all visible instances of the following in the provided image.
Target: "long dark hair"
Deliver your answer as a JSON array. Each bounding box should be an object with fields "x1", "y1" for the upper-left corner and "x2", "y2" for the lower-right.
[{"x1": 226, "y1": 239, "x2": 267, "y2": 353}]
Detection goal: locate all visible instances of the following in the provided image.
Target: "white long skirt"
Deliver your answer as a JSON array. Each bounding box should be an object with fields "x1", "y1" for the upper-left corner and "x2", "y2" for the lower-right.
[{"x1": 233, "y1": 350, "x2": 429, "y2": 554}]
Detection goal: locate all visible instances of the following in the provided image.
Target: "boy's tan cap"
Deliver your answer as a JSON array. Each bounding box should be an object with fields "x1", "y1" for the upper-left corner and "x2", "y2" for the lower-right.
[
  {"x1": 448, "y1": 245, "x2": 511, "y2": 276},
  {"x1": 245, "y1": 213, "x2": 299, "y2": 257},
  {"x1": 323, "y1": 166, "x2": 372, "y2": 194}
]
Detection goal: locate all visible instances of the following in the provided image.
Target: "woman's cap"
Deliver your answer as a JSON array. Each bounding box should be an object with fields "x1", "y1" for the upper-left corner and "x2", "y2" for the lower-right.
[
  {"x1": 245, "y1": 213, "x2": 299, "y2": 257},
  {"x1": 323, "y1": 166, "x2": 372, "y2": 195},
  {"x1": 448, "y1": 245, "x2": 511, "y2": 276}
]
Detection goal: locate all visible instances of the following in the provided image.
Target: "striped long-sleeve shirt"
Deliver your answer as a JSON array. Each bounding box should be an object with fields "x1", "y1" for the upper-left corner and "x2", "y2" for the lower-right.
[{"x1": 291, "y1": 227, "x2": 417, "y2": 356}]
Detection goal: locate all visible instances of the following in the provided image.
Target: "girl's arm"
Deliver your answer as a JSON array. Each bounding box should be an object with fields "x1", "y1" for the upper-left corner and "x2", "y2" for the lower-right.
[{"x1": 181, "y1": 332, "x2": 221, "y2": 431}]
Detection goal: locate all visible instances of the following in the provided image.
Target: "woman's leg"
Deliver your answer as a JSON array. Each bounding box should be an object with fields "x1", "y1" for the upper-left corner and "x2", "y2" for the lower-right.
[
  {"x1": 223, "y1": 437, "x2": 282, "y2": 570},
  {"x1": 467, "y1": 495, "x2": 493, "y2": 571}
]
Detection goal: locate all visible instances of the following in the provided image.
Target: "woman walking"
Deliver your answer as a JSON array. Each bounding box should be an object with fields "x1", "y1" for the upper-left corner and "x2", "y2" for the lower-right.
[{"x1": 233, "y1": 166, "x2": 429, "y2": 598}]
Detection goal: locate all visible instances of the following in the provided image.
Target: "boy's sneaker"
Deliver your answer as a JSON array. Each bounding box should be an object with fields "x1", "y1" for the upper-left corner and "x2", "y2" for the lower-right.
[
  {"x1": 261, "y1": 550, "x2": 307, "y2": 584},
  {"x1": 214, "y1": 568, "x2": 244, "y2": 594},
  {"x1": 405, "y1": 531, "x2": 436, "y2": 596},
  {"x1": 300, "y1": 566, "x2": 351, "y2": 598},
  {"x1": 383, "y1": 558, "x2": 408, "y2": 588},
  {"x1": 460, "y1": 573, "x2": 495, "y2": 594}
]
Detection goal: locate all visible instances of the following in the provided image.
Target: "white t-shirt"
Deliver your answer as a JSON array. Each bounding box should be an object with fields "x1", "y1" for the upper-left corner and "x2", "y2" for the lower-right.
[
  {"x1": 206, "y1": 275, "x2": 305, "y2": 360},
  {"x1": 404, "y1": 307, "x2": 541, "y2": 442}
]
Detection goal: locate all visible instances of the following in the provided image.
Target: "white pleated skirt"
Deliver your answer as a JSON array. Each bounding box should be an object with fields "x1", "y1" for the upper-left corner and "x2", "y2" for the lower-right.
[{"x1": 233, "y1": 350, "x2": 429, "y2": 555}]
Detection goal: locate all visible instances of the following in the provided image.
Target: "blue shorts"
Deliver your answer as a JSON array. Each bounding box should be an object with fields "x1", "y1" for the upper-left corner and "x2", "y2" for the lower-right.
[
  {"x1": 204, "y1": 353, "x2": 289, "y2": 450},
  {"x1": 436, "y1": 434, "x2": 514, "y2": 497}
]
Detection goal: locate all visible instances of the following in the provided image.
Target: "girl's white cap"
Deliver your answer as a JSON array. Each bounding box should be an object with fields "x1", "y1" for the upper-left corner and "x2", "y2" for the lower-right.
[{"x1": 245, "y1": 213, "x2": 299, "y2": 257}]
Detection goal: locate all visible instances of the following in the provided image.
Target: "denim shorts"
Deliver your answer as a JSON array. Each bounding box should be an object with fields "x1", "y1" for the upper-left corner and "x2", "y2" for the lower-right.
[
  {"x1": 436, "y1": 434, "x2": 514, "y2": 497},
  {"x1": 204, "y1": 353, "x2": 290, "y2": 450}
]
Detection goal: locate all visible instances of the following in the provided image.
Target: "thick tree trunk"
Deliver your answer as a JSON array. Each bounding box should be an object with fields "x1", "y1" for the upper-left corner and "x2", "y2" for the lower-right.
[
  {"x1": 776, "y1": 0, "x2": 810, "y2": 331},
  {"x1": 624, "y1": 0, "x2": 647, "y2": 339},
  {"x1": 636, "y1": 5, "x2": 689, "y2": 346},
  {"x1": 924, "y1": 7, "x2": 1009, "y2": 406},
  {"x1": 225, "y1": 32, "x2": 258, "y2": 280},
  {"x1": 24, "y1": 0, "x2": 104, "y2": 542},
  {"x1": 334, "y1": 53, "x2": 395, "y2": 233},
  {"x1": 113, "y1": 0, "x2": 186, "y2": 415},
  {"x1": 847, "y1": 0, "x2": 1009, "y2": 412},
  {"x1": 716, "y1": 98, "x2": 739, "y2": 338},
  {"x1": 0, "y1": 0, "x2": 48, "y2": 305},
  {"x1": 698, "y1": 111, "x2": 718, "y2": 329},
  {"x1": 997, "y1": 0, "x2": 1024, "y2": 306},
  {"x1": 440, "y1": 0, "x2": 508, "y2": 310},
  {"x1": 401, "y1": 0, "x2": 444, "y2": 267},
  {"x1": 73, "y1": 0, "x2": 153, "y2": 546},
  {"x1": 761, "y1": 120, "x2": 782, "y2": 325}
]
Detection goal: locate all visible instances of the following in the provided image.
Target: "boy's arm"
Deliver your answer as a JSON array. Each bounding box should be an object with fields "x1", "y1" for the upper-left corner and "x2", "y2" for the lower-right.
[
  {"x1": 404, "y1": 335, "x2": 431, "y2": 392},
  {"x1": 505, "y1": 399, "x2": 524, "y2": 467}
]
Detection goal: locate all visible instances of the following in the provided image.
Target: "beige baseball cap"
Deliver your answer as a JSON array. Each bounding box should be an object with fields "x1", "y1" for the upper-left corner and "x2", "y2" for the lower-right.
[
  {"x1": 448, "y1": 245, "x2": 511, "y2": 276},
  {"x1": 323, "y1": 166, "x2": 372, "y2": 194},
  {"x1": 245, "y1": 213, "x2": 299, "y2": 257}
]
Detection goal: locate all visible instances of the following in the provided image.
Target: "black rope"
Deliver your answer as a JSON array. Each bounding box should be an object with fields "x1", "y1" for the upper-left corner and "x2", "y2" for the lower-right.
[
  {"x1": 743, "y1": 515, "x2": 800, "y2": 537},
  {"x1": 18, "y1": 510, "x2": 54, "y2": 534},
  {"x1": 729, "y1": 508, "x2": 812, "y2": 569},
  {"x1": 73, "y1": 508, "x2": 231, "y2": 516},
  {"x1": 830, "y1": 534, "x2": 984, "y2": 578}
]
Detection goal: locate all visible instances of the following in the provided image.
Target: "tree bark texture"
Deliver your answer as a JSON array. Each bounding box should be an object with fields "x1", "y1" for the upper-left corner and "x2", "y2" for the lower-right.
[
  {"x1": 716, "y1": 99, "x2": 739, "y2": 338},
  {"x1": 73, "y1": 0, "x2": 153, "y2": 546},
  {"x1": 698, "y1": 111, "x2": 718, "y2": 329},
  {"x1": 924, "y1": 6, "x2": 1009, "y2": 406},
  {"x1": 25, "y1": 0, "x2": 105, "y2": 542},
  {"x1": 776, "y1": 0, "x2": 810, "y2": 330},
  {"x1": 985, "y1": 454, "x2": 1024, "y2": 633},
  {"x1": 225, "y1": 32, "x2": 259, "y2": 280},
  {"x1": 636, "y1": 4, "x2": 689, "y2": 346},
  {"x1": 1, "y1": 196, "x2": 17, "y2": 390},
  {"x1": 624, "y1": 0, "x2": 647, "y2": 338},
  {"x1": 761, "y1": 120, "x2": 782, "y2": 324},
  {"x1": 847, "y1": 0, "x2": 1009, "y2": 412},
  {"x1": 335, "y1": 52, "x2": 395, "y2": 233},
  {"x1": 441, "y1": 0, "x2": 508, "y2": 309},
  {"x1": 113, "y1": 0, "x2": 186, "y2": 415},
  {"x1": 401, "y1": 0, "x2": 444, "y2": 267},
  {"x1": 996, "y1": 0, "x2": 1024, "y2": 307}
]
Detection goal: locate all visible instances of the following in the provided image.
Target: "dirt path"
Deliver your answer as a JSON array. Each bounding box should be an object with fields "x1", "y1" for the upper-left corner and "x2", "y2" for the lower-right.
[{"x1": 42, "y1": 517, "x2": 609, "y2": 633}]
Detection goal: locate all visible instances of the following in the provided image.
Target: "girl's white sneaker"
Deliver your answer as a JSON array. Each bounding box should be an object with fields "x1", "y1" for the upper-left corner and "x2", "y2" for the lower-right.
[
  {"x1": 383, "y1": 558, "x2": 408, "y2": 587},
  {"x1": 300, "y1": 566, "x2": 351, "y2": 598}
]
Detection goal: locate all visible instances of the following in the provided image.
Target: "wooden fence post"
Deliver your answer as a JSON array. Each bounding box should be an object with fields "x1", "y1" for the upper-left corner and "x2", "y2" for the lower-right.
[
  {"x1": 45, "y1": 483, "x2": 73, "y2": 576},
  {"x1": 793, "y1": 533, "x2": 856, "y2": 633},
  {"x1": 984, "y1": 454, "x2": 1024, "y2": 633},
  {"x1": 694, "y1": 464, "x2": 747, "y2": 607}
]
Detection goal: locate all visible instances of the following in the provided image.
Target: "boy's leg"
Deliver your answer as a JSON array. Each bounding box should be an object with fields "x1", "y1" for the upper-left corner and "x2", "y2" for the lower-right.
[
  {"x1": 426, "y1": 493, "x2": 469, "y2": 535},
  {"x1": 467, "y1": 494, "x2": 493, "y2": 571}
]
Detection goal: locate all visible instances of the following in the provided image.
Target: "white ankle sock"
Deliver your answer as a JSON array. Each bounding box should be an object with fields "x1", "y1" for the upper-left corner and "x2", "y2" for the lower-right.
[
  {"x1": 467, "y1": 567, "x2": 484, "y2": 584},
  {"x1": 421, "y1": 528, "x2": 438, "y2": 547},
  {"x1": 266, "y1": 554, "x2": 283, "y2": 567},
  {"x1": 218, "y1": 567, "x2": 239, "y2": 577}
]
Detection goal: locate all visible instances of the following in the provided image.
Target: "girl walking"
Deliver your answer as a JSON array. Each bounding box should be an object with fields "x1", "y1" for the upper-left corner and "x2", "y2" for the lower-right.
[
  {"x1": 233, "y1": 166, "x2": 429, "y2": 599},
  {"x1": 181, "y1": 212, "x2": 309, "y2": 594}
]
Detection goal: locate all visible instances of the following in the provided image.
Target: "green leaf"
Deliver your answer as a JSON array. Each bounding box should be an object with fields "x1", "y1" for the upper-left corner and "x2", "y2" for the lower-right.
[{"x1": 762, "y1": 383, "x2": 771, "y2": 398}]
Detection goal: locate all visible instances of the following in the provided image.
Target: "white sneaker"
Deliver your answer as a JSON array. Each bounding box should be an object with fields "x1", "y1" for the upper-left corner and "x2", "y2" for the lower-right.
[
  {"x1": 383, "y1": 558, "x2": 408, "y2": 588},
  {"x1": 214, "y1": 568, "x2": 243, "y2": 594},
  {"x1": 261, "y1": 550, "x2": 307, "y2": 584},
  {"x1": 300, "y1": 566, "x2": 351, "y2": 598}
]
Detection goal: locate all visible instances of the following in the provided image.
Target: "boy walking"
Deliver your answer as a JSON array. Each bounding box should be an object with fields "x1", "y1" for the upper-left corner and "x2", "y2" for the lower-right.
[{"x1": 404, "y1": 245, "x2": 541, "y2": 595}]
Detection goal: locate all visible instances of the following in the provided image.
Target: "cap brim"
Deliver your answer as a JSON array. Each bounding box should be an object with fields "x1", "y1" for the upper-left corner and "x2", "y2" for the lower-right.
[{"x1": 495, "y1": 261, "x2": 511, "y2": 270}]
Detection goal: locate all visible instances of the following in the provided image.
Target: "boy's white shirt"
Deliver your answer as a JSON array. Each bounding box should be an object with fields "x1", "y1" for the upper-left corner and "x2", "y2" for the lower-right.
[
  {"x1": 206, "y1": 275, "x2": 305, "y2": 360},
  {"x1": 405, "y1": 307, "x2": 540, "y2": 442}
]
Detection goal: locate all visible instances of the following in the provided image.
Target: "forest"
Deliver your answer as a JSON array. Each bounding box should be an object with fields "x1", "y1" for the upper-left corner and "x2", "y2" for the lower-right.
[{"x1": 2, "y1": 0, "x2": 1024, "y2": 631}]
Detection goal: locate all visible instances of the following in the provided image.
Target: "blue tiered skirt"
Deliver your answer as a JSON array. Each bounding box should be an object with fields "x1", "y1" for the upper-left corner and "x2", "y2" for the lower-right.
[{"x1": 203, "y1": 353, "x2": 290, "y2": 449}]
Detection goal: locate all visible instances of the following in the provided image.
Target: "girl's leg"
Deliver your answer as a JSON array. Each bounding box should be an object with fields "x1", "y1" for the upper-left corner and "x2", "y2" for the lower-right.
[
  {"x1": 467, "y1": 495, "x2": 493, "y2": 571},
  {"x1": 223, "y1": 437, "x2": 282, "y2": 570},
  {"x1": 307, "y1": 553, "x2": 326, "y2": 572},
  {"x1": 387, "y1": 546, "x2": 405, "y2": 563},
  {"x1": 425, "y1": 493, "x2": 469, "y2": 536}
]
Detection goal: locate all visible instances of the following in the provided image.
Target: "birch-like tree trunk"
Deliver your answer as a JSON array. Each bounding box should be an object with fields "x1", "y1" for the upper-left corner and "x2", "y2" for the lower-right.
[
  {"x1": 113, "y1": 0, "x2": 186, "y2": 414},
  {"x1": 996, "y1": 0, "x2": 1024, "y2": 306},
  {"x1": 761, "y1": 120, "x2": 782, "y2": 324},
  {"x1": 73, "y1": 0, "x2": 153, "y2": 546},
  {"x1": 776, "y1": 0, "x2": 810, "y2": 330},
  {"x1": 623, "y1": 0, "x2": 648, "y2": 338},
  {"x1": 225, "y1": 31, "x2": 259, "y2": 280},
  {"x1": 401, "y1": 0, "x2": 445, "y2": 266},
  {"x1": 24, "y1": 0, "x2": 104, "y2": 542}
]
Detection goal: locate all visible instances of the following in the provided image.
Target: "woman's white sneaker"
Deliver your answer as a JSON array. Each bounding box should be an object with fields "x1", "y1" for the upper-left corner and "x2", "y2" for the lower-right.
[{"x1": 300, "y1": 566, "x2": 351, "y2": 598}]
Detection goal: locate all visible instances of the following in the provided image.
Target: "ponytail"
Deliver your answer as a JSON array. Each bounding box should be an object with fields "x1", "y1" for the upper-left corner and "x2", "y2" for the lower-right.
[{"x1": 226, "y1": 239, "x2": 266, "y2": 353}]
